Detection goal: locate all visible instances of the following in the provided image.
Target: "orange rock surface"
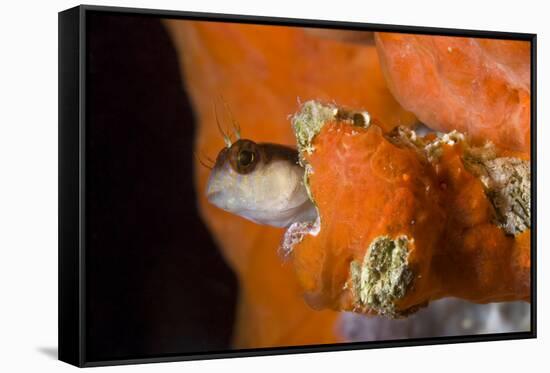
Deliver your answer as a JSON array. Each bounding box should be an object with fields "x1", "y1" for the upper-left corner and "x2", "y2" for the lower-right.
[
  {"x1": 291, "y1": 116, "x2": 530, "y2": 316},
  {"x1": 163, "y1": 20, "x2": 416, "y2": 348},
  {"x1": 375, "y1": 33, "x2": 531, "y2": 154}
]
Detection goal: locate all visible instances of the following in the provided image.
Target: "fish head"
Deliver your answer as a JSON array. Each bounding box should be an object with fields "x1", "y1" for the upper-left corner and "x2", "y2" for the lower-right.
[{"x1": 205, "y1": 139, "x2": 315, "y2": 227}]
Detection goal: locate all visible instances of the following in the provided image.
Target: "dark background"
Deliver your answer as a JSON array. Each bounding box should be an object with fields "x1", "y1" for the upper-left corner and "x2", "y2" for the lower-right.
[{"x1": 84, "y1": 13, "x2": 238, "y2": 362}]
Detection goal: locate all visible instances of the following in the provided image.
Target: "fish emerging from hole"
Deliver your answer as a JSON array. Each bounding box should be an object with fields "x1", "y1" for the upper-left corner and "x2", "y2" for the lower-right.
[
  {"x1": 205, "y1": 138, "x2": 317, "y2": 228},
  {"x1": 202, "y1": 105, "x2": 380, "y2": 228}
]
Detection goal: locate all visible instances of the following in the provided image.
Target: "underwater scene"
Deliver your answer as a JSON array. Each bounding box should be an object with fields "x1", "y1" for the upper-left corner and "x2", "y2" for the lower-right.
[{"x1": 85, "y1": 12, "x2": 531, "y2": 360}]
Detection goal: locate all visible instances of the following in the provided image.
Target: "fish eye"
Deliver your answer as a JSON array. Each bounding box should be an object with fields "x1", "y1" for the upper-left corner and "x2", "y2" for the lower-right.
[
  {"x1": 228, "y1": 139, "x2": 259, "y2": 174},
  {"x1": 238, "y1": 150, "x2": 255, "y2": 167}
]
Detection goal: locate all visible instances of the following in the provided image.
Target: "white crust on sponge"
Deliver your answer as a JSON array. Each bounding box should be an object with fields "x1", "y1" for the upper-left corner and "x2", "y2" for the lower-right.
[
  {"x1": 292, "y1": 100, "x2": 337, "y2": 158},
  {"x1": 350, "y1": 235, "x2": 413, "y2": 318},
  {"x1": 279, "y1": 216, "x2": 321, "y2": 258},
  {"x1": 465, "y1": 156, "x2": 531, "y2": 235}
]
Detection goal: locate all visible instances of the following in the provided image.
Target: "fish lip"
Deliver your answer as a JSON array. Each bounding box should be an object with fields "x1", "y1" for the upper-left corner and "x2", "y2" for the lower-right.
[
  {"x1": 206, "y1": 190, "x2": 222, "y2": 203},
  {"x1": 205, "y1": 174, "x2": 222, "y2": 203}
]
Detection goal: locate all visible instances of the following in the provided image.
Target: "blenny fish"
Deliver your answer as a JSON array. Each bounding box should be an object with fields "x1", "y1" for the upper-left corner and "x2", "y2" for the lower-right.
[
  {"x1": 203, "y1": 105, "x2": 374, "y2": 228},
  {"x1": 202, "y1": 105, "x2": 317, "y2": 228},
  {"x1": 205, "y1": 138, "x2": 317, "y2": 227}
]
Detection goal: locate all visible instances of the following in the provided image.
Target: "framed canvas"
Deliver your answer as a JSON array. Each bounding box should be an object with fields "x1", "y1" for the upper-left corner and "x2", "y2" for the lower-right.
[{"x1": 58, "y1": 4, "x2": 537, "y2": 367}]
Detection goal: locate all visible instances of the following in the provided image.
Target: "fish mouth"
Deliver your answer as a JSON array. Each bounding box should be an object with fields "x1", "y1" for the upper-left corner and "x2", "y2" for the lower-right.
[
  {"x1": 206, "y1": 190, "x2": 220, "y2": 200},
  {"x1": 205, "y1": 182, "x2": 231, "y2": 209},
  {"x1": 205, "y1": 174, "x2": 223, "y2": 203},
  {"x1": 205, "y1": 190, "x2": 224, "y2": 206}
]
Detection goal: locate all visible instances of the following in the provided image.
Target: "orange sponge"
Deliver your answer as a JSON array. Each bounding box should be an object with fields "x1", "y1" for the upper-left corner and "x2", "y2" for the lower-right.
[{"x1": 289, "y1": 101, "x2": 530, "y2": 317}]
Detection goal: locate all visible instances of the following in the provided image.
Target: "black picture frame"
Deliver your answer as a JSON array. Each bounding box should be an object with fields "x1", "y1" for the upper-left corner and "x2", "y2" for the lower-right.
[{"x1": 59, "y1": 4, "x2": 537, "y2": 368}]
